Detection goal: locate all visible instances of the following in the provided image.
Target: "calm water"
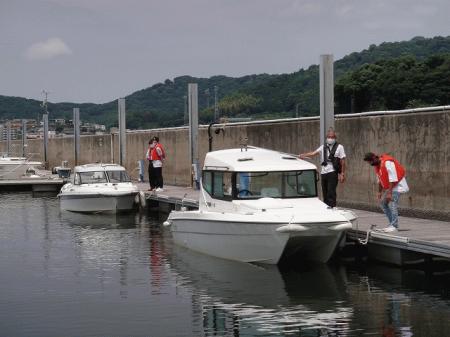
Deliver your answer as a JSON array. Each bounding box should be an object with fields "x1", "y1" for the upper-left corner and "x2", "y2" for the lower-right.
[{"x1": 1, "y1": 193, "x2": 450, "y2": 337}]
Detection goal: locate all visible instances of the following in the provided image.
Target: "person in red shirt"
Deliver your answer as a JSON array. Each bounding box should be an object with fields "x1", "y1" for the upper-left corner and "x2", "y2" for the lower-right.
[
  {"x1": 148, "y1": 136, "x2": 165, "y2": 192},
  {"x1": 146, "y1": 140, "x2": 156, "y2": 191},
  {"x1": 363, "y1": 152, "x2": 409, "y2": 233}
]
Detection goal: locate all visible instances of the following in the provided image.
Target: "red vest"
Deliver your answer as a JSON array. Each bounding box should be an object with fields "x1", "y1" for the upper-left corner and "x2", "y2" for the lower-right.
[
  {"x1": 375, "y1": 154, "x2": 405, "y2": 189},
  {"x1": 150, "y1": 143, "x2": 165, "y2": 161}
]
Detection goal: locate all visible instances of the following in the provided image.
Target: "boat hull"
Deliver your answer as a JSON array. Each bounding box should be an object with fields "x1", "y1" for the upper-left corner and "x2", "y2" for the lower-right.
[
  {"x1": 59, "y1": 193, "x2": 137, "y2": 213},
  {"x1": 169, "y1": 214, "x2": 347, "y2": 264}
]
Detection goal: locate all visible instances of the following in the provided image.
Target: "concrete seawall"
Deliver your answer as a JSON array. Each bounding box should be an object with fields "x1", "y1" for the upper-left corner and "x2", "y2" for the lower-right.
[{"x1": 2, "y1": 108, "x2": 449, "y2": 218}]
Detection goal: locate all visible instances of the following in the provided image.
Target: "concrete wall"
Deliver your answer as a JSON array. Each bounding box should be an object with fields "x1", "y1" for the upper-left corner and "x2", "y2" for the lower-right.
[{"x1": 1, "y1": 109, "x2": 449, "y2": 217}]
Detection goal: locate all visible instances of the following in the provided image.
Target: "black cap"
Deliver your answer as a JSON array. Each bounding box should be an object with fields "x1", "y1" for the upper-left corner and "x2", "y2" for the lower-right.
[
  {"x1": 363, "y1": 152, "x2": 376, "y2": 162},
  {"x1": 151, "y1": 136, "x2": 159, "y2": 142}
]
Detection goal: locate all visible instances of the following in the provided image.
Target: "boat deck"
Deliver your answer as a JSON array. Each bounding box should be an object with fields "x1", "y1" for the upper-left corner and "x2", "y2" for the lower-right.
[{"x1": 136, "y1": 183, "x2": 450, "y2": 265}]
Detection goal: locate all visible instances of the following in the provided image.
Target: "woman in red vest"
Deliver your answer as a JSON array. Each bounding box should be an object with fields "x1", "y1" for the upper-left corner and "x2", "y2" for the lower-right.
[
  {"x1": 149, "y1": 136, "x2": 165, "y2": 192},
  {"x1": 364, "y1": 152, "x2": 409, "y2": 233}
]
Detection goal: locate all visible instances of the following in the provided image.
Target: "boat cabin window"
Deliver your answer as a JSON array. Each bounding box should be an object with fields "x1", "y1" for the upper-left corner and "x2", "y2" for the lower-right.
[
  {"x1": 203, "y1": 170, "x2": 317, "y2": 200},
  {"x1": 74, "y1": 173, "x2": 81, "y2": 185},
  {"x1": 202, "y1": 171, "x2": 233, "y2": 201},
  {"x1": 203, "y1": 171, "x2": 213, "y2": 194},
  {"x1": 77, "y1": 171, "x2": 108, "y2": 184},
  {"x1": 107, "y1": 170, "x2": 130, "y2": 183},
  {"x1": 235, "y1": 170, "x2": 317, "y2": 199}
]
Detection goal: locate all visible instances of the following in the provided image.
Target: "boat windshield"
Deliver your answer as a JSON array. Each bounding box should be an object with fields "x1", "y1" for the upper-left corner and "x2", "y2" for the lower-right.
[
  {"x1": 107, "y1": 170, "x2": 131, "y2": 183},
  {"x1": 76, "y1": 171, "x2": 108, "y2": 184},
  {"x1": 235, "y1": 170, "x2": 317, "y2": 199},
  {"x1": 202, "y1": 170, "x2": 318, "y2": 200}
]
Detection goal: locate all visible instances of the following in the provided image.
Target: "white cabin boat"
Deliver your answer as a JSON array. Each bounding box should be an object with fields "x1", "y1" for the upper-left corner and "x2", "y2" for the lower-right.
[
  {"x1": 58, "y1": 163, "x2": 139, "y2": 213},
  {"x1": 0, "y1": 155, "x2": 43, "y2": 180},
  {"x1": 166, "y1": 147, "x2": 357, "y2": 264}
]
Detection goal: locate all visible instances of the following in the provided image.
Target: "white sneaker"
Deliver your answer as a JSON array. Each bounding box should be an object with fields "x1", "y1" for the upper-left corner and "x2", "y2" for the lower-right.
[
  {"x1": 155, "y1": 187, "x2": 163, "y2": 192},
  {"x1": 382, "y1": 226, "x2": 398, "y2": 233}
]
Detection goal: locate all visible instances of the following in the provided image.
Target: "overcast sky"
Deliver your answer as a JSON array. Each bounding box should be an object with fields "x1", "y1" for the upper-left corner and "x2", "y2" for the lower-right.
[{"x1": 0, "y1": 0, "x2": 449, "y2": 103}]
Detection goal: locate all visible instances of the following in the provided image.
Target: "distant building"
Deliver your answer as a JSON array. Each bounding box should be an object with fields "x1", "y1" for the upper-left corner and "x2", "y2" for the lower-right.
[{"x1": 0, "y1": 118, "x2": 107, "y2": 139}]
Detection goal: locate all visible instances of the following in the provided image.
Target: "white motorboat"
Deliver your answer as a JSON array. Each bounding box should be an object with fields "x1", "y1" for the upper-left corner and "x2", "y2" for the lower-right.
[
  {"x1": 165, "y1": 146, "x2": 357, "y2": 264},
  {"x1": 58, "y1": 163, "x2": 140, "y2": 213},
  {"x1": 0, "y1": 155, "x2": 43, "y2": 180}
]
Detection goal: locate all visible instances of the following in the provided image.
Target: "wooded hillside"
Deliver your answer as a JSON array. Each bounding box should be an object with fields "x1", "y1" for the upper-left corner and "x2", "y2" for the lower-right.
[{"x1": 1, "y1": 36, "x2": 449, "y2": 129}]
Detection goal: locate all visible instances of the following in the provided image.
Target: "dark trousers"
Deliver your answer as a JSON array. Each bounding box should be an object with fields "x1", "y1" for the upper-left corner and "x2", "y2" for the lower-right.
[
  {"x1": 153, "y1": 167, "x2": 163, "y2": 189},
  {"x1": 148, "y1": 161, "x2": 163, "y2": 189},
  {"x1": 321, "y1": 171, "x2": 339, "y2": 207},
  {"x1": 148, "y1": 161, "x2": 155, "y2": 189}
]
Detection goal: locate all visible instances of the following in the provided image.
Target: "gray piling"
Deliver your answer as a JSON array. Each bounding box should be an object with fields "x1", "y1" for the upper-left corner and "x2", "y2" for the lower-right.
[
  {"x1": 118, "y1": 98, "x2": 126, "y2": 166},
  {"x1": 43, "y1": 114, "x2": 49, "y2": 168},
  {"x1": 188, "y1": 83, "x2": 199, "y2": 189},
  {"x1": 6, "y1": 121, "x2": 11, "y2": 156},
  {"x1": 319, "y1": 54, "x2": 334, "y2": 143},
  {"x1": 73, "y1": 108, "x2": 80, "y2": 166},
  {"x1": 21, "y1": 120, "x2": 27, "y2": 157}
]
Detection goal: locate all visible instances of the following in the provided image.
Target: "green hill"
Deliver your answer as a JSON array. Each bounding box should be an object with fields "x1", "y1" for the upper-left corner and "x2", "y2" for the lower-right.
[{"x1": 1, "y1": 35, "x2": 449, "y2": 129}]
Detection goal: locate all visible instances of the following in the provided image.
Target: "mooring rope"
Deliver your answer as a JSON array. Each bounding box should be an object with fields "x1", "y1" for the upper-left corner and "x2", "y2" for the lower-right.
[{"x1": 358, "y1": 224, "x2": 377, "y2": 245}]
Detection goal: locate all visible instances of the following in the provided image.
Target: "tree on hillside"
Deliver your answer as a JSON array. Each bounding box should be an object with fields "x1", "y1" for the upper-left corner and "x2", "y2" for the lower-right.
[
  {"x1": 1, "y1": 36, "x2": 450, "y2": 128},
  {"x1": 335, "y1": 54, "x2": 450, "y2": 113}
]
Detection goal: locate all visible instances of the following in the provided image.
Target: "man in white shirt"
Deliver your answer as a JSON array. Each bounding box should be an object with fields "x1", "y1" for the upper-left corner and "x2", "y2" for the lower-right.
[
  {"x1": 363, "y1": 152, "x2": 409, "y2": 233},
  {"x1": 299, "y1": 130, "x2": 346, "y2": 207}
]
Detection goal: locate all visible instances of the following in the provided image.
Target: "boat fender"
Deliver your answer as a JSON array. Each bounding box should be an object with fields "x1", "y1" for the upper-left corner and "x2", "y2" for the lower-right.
[
  {"x1": 135, "y1": 191, "x2": 146, "y2": 208},
  {"x1": 163, "y1": 220, "x2": 172, "y2": 227},
  {"x1": 276, "y1": 224, "x2": 309, "y2": 233},
  {"x1": 328, "y1": 223, "x2": 352, "y2": 231}
]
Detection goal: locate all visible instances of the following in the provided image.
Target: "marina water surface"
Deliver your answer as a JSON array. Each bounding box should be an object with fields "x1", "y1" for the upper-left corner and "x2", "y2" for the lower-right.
[{"x1": 1, "y1": 193, "x2": 450, "y2": 336}]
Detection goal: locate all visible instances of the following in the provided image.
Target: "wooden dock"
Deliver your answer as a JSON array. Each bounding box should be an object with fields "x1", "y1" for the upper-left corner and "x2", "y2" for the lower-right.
[
  {"x1": 136, "y1": 183, "x2": 450, "y2": 266},
  {"x1": 0, "y1": 178, "x2": 65, "y2": 193}
]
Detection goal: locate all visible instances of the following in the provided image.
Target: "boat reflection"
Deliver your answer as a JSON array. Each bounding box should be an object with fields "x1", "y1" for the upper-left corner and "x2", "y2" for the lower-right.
[
  {"x1": 165, "y1": 243, "x2": 353, "y2": 336},
  {"x1": 60, "y1": 210, "x2": 145, "y2": 229}
]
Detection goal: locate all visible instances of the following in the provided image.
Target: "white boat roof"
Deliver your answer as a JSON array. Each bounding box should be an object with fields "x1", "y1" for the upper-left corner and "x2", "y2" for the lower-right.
[
  {"x1": 74, "y1": 163, "x2": 126, "y2": 173},
  {"x1": 203, "y1": 146, "x2": 317, "y2": 172}
]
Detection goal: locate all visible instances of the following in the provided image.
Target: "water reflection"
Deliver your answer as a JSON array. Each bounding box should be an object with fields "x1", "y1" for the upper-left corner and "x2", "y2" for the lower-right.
[
  {"x1": 59, "y1": 210, "x2": 145, "y2": 229},
  {"x1": 2, "y1": 193, "x2": 450, "y2": 336},
  {"x1": 165, "y1": 243, "x2": 353, "y2": 336},
  {"x1": 345, "y1": 262, "x2": 450, "y2": 337}
]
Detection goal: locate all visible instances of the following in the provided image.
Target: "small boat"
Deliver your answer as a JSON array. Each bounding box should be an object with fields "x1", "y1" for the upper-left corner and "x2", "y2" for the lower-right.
[
  {"x1": 0, "y1": 155, "x2": 43, "y2": 180},
  {"x1": 58, "y1": 163, "x2": 140, "y2": 213},
  {"x1": 165, "y1": 146, "x2": 357, "y2": 264}
]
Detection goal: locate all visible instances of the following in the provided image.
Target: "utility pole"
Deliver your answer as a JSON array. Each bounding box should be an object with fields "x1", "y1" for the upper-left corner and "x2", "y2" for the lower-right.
[
  {"x1": 214, "y1": 86, "x2": 219, "y2": 122},
  {"x1": 205, "y1": 89, "x2": 210, "y2": 109},
  {"x1": 183, "y1": 95, "x2": 188, "y2": 125},
  {"x1": 41, "y1": 90, "x2": 49, "y2": 114}
]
